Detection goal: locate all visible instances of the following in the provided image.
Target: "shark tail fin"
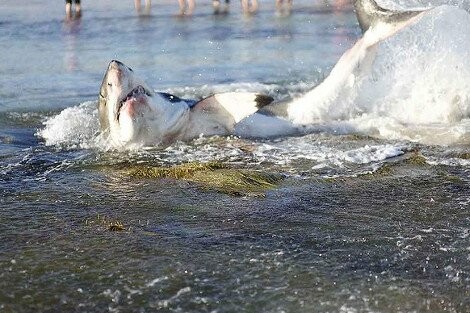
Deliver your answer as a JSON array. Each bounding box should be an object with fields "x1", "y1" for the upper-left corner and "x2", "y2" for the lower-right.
[
  {"x1": 354, "y1": 0, "x2": 426, "y2": 33},
  {"x1": 354, "y1": 0, "x2": 384, "y2": 32}
]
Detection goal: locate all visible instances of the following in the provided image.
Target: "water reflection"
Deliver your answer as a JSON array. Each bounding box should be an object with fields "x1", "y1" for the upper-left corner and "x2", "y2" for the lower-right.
[
  {"x1": 62, "y1": 18, "x2": 81, "y2": 72},
  {"x1": 332, "y1": 0, "x2": 349, "y2": 12},
  {"x1": 275, "y1": 18, "x2": 295, "y2": 42},
  {"x1": 330, "y1": 7, "x2": 353, "y2": 47}
]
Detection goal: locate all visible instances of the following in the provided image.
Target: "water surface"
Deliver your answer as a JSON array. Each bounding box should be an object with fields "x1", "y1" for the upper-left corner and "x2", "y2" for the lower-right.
[{"x1": 1, "y1": 1, "x2": 469, "y2": 312}]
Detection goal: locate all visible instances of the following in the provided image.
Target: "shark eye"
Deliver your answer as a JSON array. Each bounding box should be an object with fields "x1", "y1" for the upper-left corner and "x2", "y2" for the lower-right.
[{"x1": 107, "y1": 83, "x2": 112, "y2": 87}]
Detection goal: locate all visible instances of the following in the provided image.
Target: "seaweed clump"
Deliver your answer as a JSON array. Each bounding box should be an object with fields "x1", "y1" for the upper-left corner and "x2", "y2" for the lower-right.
[
  {"x1": 457, "y1": 152, "x2": 470, "y2": 159},
  {"x1": 124, "y1": 161, "x2": 284, "y2": 196},
  {"x1": 85, "y1": 214, "x2": 127, "y2": 232},
  {"x1": 125, "y1": 161, "x2": 225, "y2": 179},
  {"x1": 405, "y1": 153, "x2": 427, "y2": 166}
]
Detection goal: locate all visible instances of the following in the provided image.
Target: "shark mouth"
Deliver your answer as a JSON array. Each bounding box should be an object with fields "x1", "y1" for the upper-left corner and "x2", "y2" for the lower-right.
[{"x1": 117, "y1": 85, "x2": 152, "y2": 121}]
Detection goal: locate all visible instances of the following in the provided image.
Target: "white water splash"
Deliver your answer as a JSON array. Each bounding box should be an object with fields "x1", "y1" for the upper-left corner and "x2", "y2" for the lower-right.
[
  {"x1": 288, "y1": 5, "x2": 470, "y2": 145},
  {"x1": 37, "y1": 101, "x2": 103, "y2": 149},
  {"x1": 252, "y1": 138, "x2": 406, "y2": 169}
]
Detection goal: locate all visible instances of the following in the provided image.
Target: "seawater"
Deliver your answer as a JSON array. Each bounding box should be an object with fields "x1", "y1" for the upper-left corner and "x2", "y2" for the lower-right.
[{"x1": 1, "y1": 1, "x2": 469, "y2": 312}]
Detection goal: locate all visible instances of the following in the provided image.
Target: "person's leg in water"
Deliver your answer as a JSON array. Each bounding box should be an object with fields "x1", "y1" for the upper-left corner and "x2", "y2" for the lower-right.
[
  {"x1": 145, "y1": 0, "x2": 152, "y2": 14},
  {"x1": 275, "y1": 0, "x2": 292, "y2": 16},
  {"x1": 135, "y1": 0, "x2": 152, "y2": 14},
  {"x1": 65, "y1": 0, "x2": 82, "y2": 20},
  {"x1": 187, "y1": 0, "x2": 195, "y2": 15},
  {"x1": 241, "y1": 0, "x2": 258, "y2": 15},
  {"x1": 134, "y1": 0, "x2": 142, "y2": 13},
  {"x1": 177, "y1": 0, "x2": 185, "y2": 15},
  {"x1": 65, "y1": 0, "x2": 72, "y2": 20},
  {"x1": 177, "y1": 0, "x2": 195, "y2": 16},
  {"x1": 74, "y1": 0, "x2": 81, "y2": 18},
  {"x1": 213, "y1": 0, "x2": 229, "y2": 14}
]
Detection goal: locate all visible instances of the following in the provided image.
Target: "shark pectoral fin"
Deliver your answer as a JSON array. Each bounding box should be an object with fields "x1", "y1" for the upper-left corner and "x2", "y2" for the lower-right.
[{"x1": 192, "y1": 92, "x2": 275, "y2": 124}]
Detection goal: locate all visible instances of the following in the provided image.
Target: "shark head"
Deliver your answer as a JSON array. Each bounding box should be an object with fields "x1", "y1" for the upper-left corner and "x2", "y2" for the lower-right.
[
  {"x1": 98, "y1": 60, "x2": 192, "y2": 147},
  {"x1": 98, "y1": 60, "x2": 156, "y2": 146}
]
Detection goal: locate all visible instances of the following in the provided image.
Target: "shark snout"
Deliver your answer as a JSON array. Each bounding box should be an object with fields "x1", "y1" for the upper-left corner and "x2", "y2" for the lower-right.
[
  {"x1": 109, "y1": 60, "x2": 134, "y2": 73},
  {"x1": 107, "y1": 61, "x2": 126, "y2": 81},
  {"x1": 109, "y1": 60, "x2": 125, "y2": 69}
]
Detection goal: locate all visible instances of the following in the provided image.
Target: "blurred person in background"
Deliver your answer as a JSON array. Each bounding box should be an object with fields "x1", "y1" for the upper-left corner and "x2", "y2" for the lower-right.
[
  {"x1": 65, "y1": 0, "x2": 81, "y2": 20},
  {"x1": 177, "y1": 0, "x2": 196, "y2": 16},
  {"x1": 213, "y1": 0, "x2": 230, "y2": 15},
  {"x1": 134, "y1": 0, "x2": 152, "y2": 15},
  {"x1": 241, "y1": 0, "x2": 258, "y2": 15}
]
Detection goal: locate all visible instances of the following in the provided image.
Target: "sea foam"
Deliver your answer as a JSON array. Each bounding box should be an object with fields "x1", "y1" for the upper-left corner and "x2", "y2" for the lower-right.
[{"x1": 37, "y1": 101, "x2": 101, "y2": 149}]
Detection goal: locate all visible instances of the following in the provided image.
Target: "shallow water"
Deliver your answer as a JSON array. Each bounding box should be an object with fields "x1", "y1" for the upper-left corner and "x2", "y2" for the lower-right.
[{"x1": 1, "y1": 0, "x2": 469, "y2": 312}]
